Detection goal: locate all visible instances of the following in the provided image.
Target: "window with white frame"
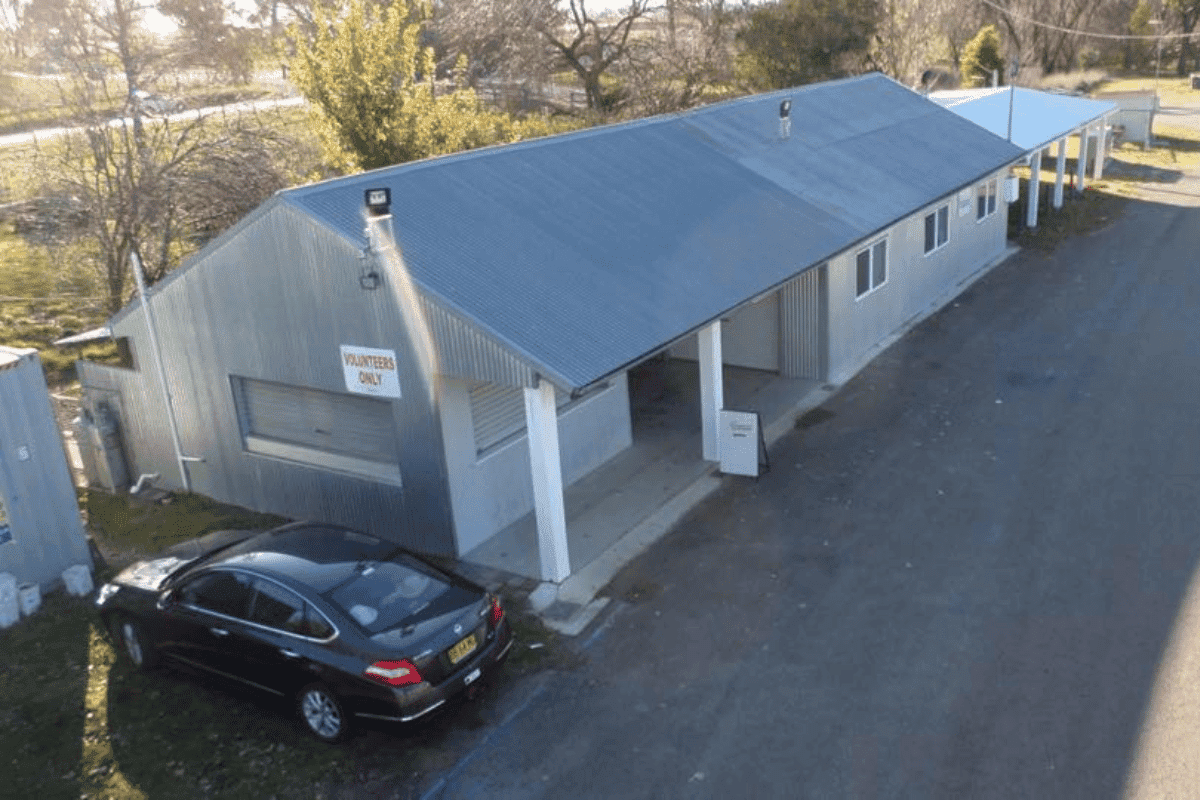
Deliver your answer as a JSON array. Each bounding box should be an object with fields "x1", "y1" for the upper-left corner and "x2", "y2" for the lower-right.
[
  {"x1": 924, "y1": 204, "x2": 949, "y2": 254},
  {"x1": 976, "y1": 178, "x2": 998, "y2": 220},
  {"x1": 855, "y1": 238, "x2": 887, "y2": 299}
]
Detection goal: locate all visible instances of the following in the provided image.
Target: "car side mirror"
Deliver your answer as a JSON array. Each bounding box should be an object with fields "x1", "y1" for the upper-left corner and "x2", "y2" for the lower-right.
[{"x1": 157, "y1": 589, "x2": 177, "y2": 611}]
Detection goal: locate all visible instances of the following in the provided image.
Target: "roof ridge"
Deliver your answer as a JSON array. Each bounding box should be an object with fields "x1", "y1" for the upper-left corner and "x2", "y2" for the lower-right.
[{"x1": 283, "y1": 73, "x2": 891, "y2": 198}]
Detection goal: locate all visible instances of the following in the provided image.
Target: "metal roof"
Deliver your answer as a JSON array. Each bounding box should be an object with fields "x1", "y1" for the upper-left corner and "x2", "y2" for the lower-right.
[
  {"x1": 283, "y1": 73, "x2": 1022, "y2": 390},
  {"x1": 0, "y1": 346, "x2": 30, "y2": 369},
  {"x1": 53, "y1": 326, "x2": 112, "y2": 346},
  {"x1": 930, "y1": 86, "x2": 1116, "y2": 153}
]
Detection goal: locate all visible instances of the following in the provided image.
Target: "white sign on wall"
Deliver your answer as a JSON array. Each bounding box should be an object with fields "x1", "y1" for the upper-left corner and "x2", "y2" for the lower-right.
[
  {"x1": 958, "y1": 188, "x2": 973, "y2": 218},
  {"x1": 340, "y1": 345, "x2": 401, "y2": 398}
]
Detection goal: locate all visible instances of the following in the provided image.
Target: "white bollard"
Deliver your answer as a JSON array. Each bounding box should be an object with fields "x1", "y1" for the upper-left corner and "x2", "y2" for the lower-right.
[
  {"x1": 62, "y1": 565, "x2": 94, "y2": 597},
  {"x1": 0, "y1": 573, "x2": 17, "y2": 629},
  {"x1": 18, "y1": 583, "x2": 40, "y2": 617}
]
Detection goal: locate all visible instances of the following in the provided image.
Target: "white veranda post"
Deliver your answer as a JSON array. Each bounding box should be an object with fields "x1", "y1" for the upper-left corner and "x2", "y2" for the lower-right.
[
  {"x1": 698, "y1": 320, "x2": 724, "y2": 461},
  {"x1": 1026, "y1": 148, "x2": 1043, "y2": 229},
  {"x1": 1076, "y1": 124, "x2": 1089, "y2": 193},
  {"x1": 524, "y1": 380, "x2": 570, "y2": 583},
  {"x1": 1054, "y1": 136, "x2": 1067, "y2": 209}
]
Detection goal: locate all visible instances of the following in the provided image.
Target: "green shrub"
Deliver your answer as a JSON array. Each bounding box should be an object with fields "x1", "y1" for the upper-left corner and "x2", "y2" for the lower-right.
[{"x1": 962, "y1": 25, "x2": 1005, "y2": 88}]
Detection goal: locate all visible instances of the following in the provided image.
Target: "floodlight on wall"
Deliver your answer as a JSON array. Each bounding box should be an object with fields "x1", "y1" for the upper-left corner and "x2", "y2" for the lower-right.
[
  {"x1": 779, "y1": 99, "x2": 792, "y2": 140},
  {"x1": 359, "y1": 187, "x2": 391, "y2": 290},
  {"x1": 364, "y1": 187, "x2": 391, "y2": 217}
]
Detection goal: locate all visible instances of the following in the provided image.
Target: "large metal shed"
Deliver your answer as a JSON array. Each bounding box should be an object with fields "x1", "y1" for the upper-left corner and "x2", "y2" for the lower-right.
[
  {"x1": 0, "y1": 347, "x2": 91, "y2": 592},
  {"x1": 76, "y1": 73, "x2": 1024, "y2": 583}
]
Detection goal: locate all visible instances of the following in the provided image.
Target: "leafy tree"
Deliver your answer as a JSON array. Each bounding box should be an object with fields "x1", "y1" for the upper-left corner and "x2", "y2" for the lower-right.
[
  {"x1": 1124, "y1": 0, "x2": 1154, "y2": 71},
  {"x1": 735, "y1": 0, "x2": 878, "y2": 90},
  {"x1": 290, "y1": 0, "x2": 561, "y2": 172},
  {"x1": 158, "y1": 0, "x2": 255, "y2": 82},
  {"x1": 960, "y1": 23, "x2": 1004, "y2": 87},
  {"x1": 1168, "y1": 0, "x2": 1200, "y2": 74}
]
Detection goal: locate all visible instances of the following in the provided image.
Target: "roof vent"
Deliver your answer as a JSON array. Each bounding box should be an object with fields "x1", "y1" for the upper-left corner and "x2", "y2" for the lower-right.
[{"x1": 779, "y1": 99, "x2": 791, "y2": 140}]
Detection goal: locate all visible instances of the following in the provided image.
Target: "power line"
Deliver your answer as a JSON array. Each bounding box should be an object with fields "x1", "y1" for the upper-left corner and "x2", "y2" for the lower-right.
[{"x1": 979, "y1": 0, "x2": 1200, "y2": 42}]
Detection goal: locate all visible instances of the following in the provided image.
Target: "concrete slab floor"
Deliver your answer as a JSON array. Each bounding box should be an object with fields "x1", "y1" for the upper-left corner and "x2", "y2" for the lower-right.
[{"x1": 461, "y1": 360, "x2": 819, "y2": 587}]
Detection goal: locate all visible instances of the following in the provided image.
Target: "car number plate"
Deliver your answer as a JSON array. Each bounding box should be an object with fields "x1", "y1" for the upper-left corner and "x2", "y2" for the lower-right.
[{"x1": 448, "y1": 633, "x2": 478, "y2": 664}]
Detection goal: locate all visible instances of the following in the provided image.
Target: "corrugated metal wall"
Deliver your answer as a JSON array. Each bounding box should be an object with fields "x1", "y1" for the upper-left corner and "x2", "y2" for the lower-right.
[
  {"x1": 420, "y1": 298, "x2": 538, "y2": 388},
  {"x1": 0, "y1": 349, "x2": 91, "y2": 589},
  {"x1": 780, "y1": 266, "x2": 828, "y2": 380},
  {"x1": 81, "y1": 204, "x2": 458, "y2": 555}
]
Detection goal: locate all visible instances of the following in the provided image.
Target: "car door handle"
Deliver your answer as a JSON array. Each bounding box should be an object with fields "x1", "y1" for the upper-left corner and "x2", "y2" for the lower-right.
[
  {"x1": 279, "y1": 649, "x2": 301, "y2": 659},
  {"x1": 209, "y1": 627, "x2": 229, "y2": 637}
]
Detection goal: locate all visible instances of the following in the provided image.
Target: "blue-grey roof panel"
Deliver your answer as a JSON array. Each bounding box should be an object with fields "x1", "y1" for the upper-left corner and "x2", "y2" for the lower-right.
[
  {"x1": 685, "y1": 78, "x2": 1026, "y2": 232},
  {"x1": 931, "y1": 87, "x2": 1116, "y2": 152},
  {"x1": 286, "y1": 73, "x2": 1024, "y2": 389}
]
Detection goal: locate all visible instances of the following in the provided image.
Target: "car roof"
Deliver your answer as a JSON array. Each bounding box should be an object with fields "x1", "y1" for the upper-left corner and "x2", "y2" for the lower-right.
[{"x1": 209, "y1": 523, "x2": 406, "y2": 594}]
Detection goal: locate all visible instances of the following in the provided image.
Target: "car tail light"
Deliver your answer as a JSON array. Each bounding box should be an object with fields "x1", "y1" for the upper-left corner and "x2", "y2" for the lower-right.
[
  {"x1": 489, "y1": 594, "x2": 504, "y2": 625},
  {"x1": 364, "y1": 659, "x2": 422, "y2": 687}
]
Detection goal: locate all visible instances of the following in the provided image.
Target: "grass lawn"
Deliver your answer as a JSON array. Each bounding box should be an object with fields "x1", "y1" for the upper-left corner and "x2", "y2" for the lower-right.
[
  {"x1": 0, "y1": 226, "x2": 117, "y2": 383},
  {"x1": 1097, "y1": 76, "x2": 1199, "y2": 105},
  {"x1": 1006, "y1": 104, "x2": 1200, "y2": 249},
  {"x1": 0, "y1": 140, "x2": 46, "y2": 202},
  {"x1": 2, "y1": 489, "x2": 572, "y2": 799}
]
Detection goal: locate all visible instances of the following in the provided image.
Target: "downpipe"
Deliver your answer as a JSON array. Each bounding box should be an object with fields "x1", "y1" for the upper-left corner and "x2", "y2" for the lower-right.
[{"x1": 130, "y1": 473, "x2": 160, "y2": 494}]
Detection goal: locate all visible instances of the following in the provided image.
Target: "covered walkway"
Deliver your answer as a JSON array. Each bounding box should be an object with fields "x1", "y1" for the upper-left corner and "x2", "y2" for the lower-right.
[
  {"x1": 463, "y1": 361, "x2": 822, "y2": 582},
  {"x1": 931, "y1": 87, "x2": 1117, "y2": 228}
]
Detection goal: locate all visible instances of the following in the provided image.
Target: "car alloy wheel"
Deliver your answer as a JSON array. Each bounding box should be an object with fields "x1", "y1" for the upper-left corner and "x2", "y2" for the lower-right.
[
  {"x1": 116, "y1": 617, "x2": 156, "y2": 670},
  {"x1": 298, "y1": 684, "x2": 347, "y2": 742}
]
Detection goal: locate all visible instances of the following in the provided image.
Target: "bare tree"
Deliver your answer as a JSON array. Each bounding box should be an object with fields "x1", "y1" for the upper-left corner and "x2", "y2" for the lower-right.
[
  {"x1": 873, "y1": 0, "x2": 974, "y2": 85},
  {"x1": 431, "y1": 0, "x2": 556, "y2": 86},
  {"x1": 22, "y1": 0, "x2": 96, "y2": 67},
  {"x1": 985, "y1": 0, "x2": 1110, "y2": 75},
  {"x1": 539, "y1": 0, "x2": 652, "y2": 111},
  {"x1": 617, "y1": 0, "x2": 738, "y2": 116},
  {"x1": 942, "y1": 0, "x2": 986, "y2": 71},
  {"x1": 1, "y1": 0, "x2": 25, "y2": 58},
  {"x1": 1171, "y1": 0, "x2": 1200, "y2": 74},
  {"x1": 158, "y1": 0, "x2": 256, "y2": 83},
  {"x1": 84, "y1": 0, "x2": 166, "y2": 95},
  {"x1": 33, "y1": 0, "x2": 295, "y2": 312}
]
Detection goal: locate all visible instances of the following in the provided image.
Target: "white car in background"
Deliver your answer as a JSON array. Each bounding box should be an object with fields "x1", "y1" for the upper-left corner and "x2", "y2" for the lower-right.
[{"x1": 130, "y1": 88, "x2": 183, "y2": 116}]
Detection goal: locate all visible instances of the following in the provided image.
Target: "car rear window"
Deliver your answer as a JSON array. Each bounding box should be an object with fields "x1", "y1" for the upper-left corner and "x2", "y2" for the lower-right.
[
  {"x1": 224, "y1": 525, "x2": 391, "y2": 564},
  {"x1": 326, "y1": 559, "x2": 450, "y2": 635}
]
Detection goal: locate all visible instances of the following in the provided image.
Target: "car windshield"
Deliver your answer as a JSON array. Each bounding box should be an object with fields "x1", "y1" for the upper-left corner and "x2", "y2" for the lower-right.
[{"x1": 325, "y1": 556, "x2": 454, "y2": 635}]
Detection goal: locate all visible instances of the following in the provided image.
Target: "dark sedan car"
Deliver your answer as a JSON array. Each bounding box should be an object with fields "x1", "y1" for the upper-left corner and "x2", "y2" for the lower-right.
[{"x1": 95, "y1": 522, "x2": 513, "y2": 742}]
